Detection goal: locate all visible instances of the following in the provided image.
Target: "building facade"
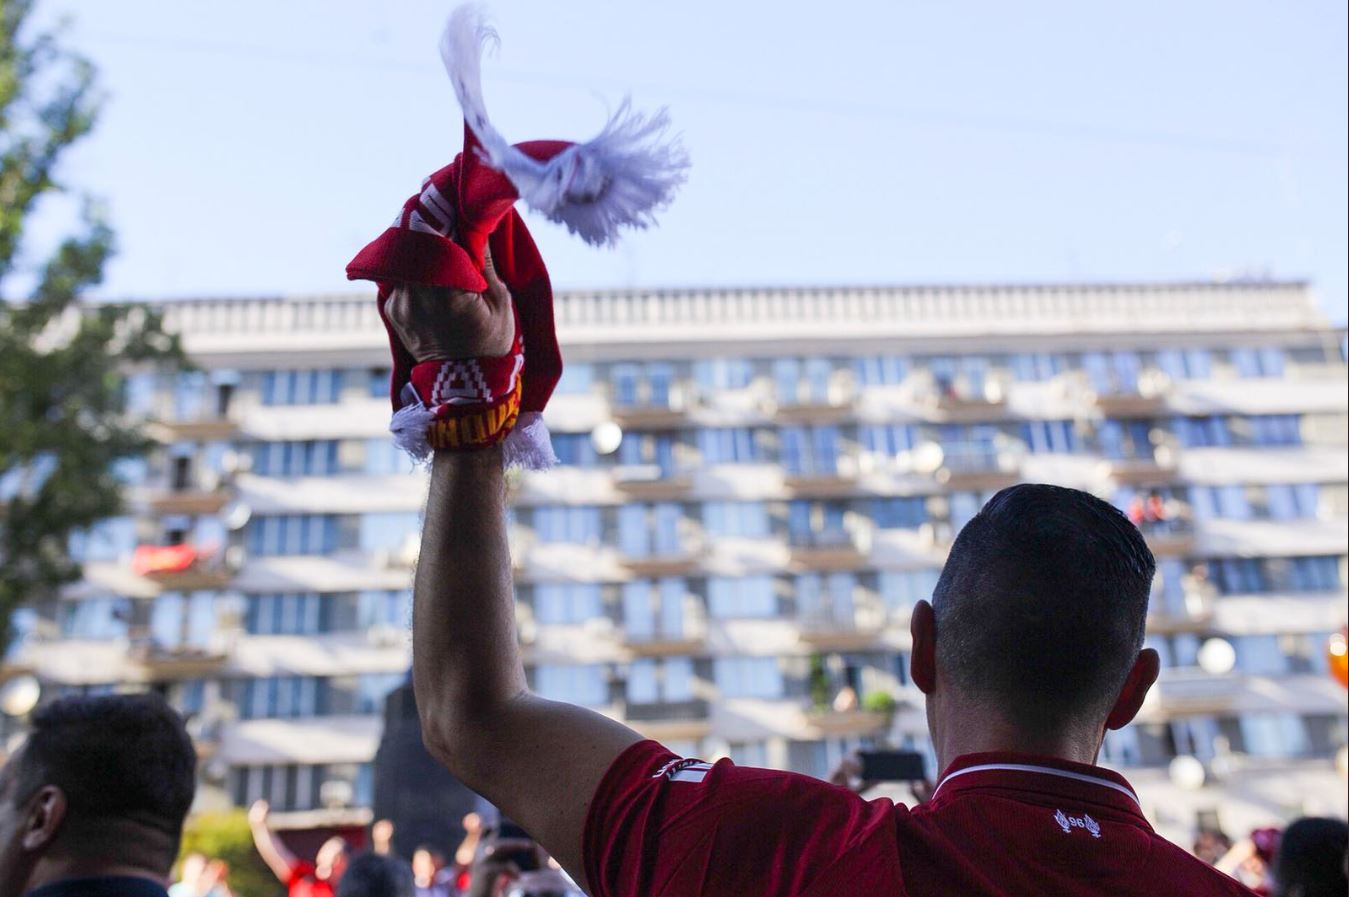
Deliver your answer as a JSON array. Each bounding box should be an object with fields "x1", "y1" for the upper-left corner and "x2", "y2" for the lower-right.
[{"x1": 7, "y1": 280, "x2": 1348, "y2": 845}]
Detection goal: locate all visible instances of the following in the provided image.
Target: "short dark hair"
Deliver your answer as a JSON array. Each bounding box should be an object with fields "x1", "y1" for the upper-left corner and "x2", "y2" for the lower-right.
[
  {"x1": 337, "y1": 853, "x2": 414, "y2": 897},
  {"x1": 1273, "y1": 817, "x2": 1348, "y2": 897},
  {"x1": 932, "y1": 484, "x2": 1155, "y2": 731},
  {"x1": 12, "y1": 693, "x2": 196, "y2": 868}
]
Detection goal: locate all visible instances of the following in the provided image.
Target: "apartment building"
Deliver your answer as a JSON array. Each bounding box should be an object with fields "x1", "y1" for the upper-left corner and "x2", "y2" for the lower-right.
[{"x1": 7, "y1": 279, "x2": 1347, "y2": 845}]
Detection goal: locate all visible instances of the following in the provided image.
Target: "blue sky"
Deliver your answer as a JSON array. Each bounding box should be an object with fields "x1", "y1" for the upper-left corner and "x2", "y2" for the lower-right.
[{"x1": 29, "y1": 1, "x2": 1349, "y2": 324}]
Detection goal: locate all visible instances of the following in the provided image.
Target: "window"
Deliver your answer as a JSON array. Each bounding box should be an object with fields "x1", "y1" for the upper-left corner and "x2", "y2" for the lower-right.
[
  {"x1": 693, "y1": 358, "x2": 753, "y2": 392},
  {"x1": 871, "y1": 497, "x2": 927, "y2": 530},
  {"x1": 1011, "y1": 352, "x2": 1069, "y2": 382},
  {"x1": 853, "y1": 355, "x2": 909, "y2": 387},
  {"x1": 1239, "y1": 713, "x2": 1309, "y2": 758},
  {"x1": 246, "y1": 593, "x2": 325, "y2": 635},
  {"x1": 1230, "y1": 347, "x2": 1286, "y2": 379},
  {"x1": 553, "y1": 363, "x2": 594, "y2": 396},
  {"x1": 1234, "y1": 636, "x2": 1287, "y2": 676},
  {"x1": 68, "y1": 517, "x2": 137, "y2": 564},
  {"x1": 368, "y1": 367, "x2": 391, "y2": 398},
  {"x1": 1156, "y1": 349, "x2": 1212, "y2": 381},
  {"x1": 246, "y1": 515, "x2": 338, "y2": 556},
  {"x1": 534, "y1": 583, "x2": 602, "y2": 625},
  {"x1": 796, "y1": 572, "x2": 857, "y2": 624},
  {"x1": 707, "y1": 575, "x2": 777, "y2": 618},
  {"x1": 532, "y1": 506, "x2": 602, "y2": 545},
  {"x1": 627, "y1": 657, "x2": 695, "y2": 704},
  {"x1": 1207, "y1": 558, "x2": 1270, "y2": 594},
  {"x1": 238, "y1": 676, "x2": 323, "y2": 720},
  {"x1": 1176, "y1": 416, "x2": 1231, "y2": 448},
  {"x1": 260, "y1": 369, "x2": 344, "y2": 406},
  {"x1": 251, "y1": 440, "x2": 339, "y2": 477},
  {"x1": 1289, "y1": 556, "x2": 1341, "y2": 592},
  {"x1": 551, "y1": 433, "x2": 597, "y2": 467},
  {"x1": 151, "y1": 591, "x2": 235, "y2": 648},
  {"x1": 1245, "y1": 415, "x2": 1302, "y2": 447},
  {"x1": 859, "y1": 424, "x2": 917, "y2": 458},
  {"x1": 697, "y1": 428, "x2": 763, "y2": 464},
  {"x1": 59, "y1": 597, "x2": 130, "y2": 640},
  {"x1": 534, "y1": 665, "x2": 608, "y2": 706},
  {"x1": 610, "y1": 364, "x2": 640, "y2": 407},
  {"x1": 360, "y1": 512, "x2": 421, "y2": 553},
  {"x1": 358, "y1": 590, "x2": 411, "y2": 628},
  {"x1": 714, "y1": 657, "x2": 783, "y2": 699},
  {"x1": 365, "y1": 438, "x2": 416, "y2": 475},
  {"x1": 788, "y1": 501, "x2": 848, "y2": 546},
  {"x1": 878, "y1": 569, "x2": 940, "y2": 615},
  {"x1": 356, "y1": 673, "x2": 404, "y2": 713},
  {"x1": 780, "y1": 425, "x2": 841, "y2": 475},
  {"x1": 1083, "y1": 352, "x2": 1141, "y2": 394},
  {"x1": 1023, "y1": 420, "x2": 1082, "y2": 454},
  {"x1": 702, "y1": 502, "x2": 769, "y2": 538}
]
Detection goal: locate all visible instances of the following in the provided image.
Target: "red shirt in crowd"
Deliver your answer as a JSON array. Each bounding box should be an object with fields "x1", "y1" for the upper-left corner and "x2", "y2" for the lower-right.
[
  {"x1": 286, "y1": 862, "x2": 337, "y2": 897},
  {"x1": 583, "y1": 740, "x2": 1259, "y2": 897}
]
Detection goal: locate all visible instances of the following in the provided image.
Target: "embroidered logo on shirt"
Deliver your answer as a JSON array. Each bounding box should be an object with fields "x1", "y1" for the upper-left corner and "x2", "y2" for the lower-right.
[
  {"x1": 652, "y1": 758, "x2": 713, "y2": 783},
  {"x1": 1054, "y1": 809, "x2": 1101, "y2": 838}
]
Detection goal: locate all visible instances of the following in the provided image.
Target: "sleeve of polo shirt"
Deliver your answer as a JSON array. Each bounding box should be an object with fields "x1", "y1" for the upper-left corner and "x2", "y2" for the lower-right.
[{"x1": 583, "y1": 740, "x2": 881, "y2": 897}]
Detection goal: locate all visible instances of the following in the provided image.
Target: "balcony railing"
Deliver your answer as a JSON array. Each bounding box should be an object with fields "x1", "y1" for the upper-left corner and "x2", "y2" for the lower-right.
[
  {"x1": 131, "y1": 543, "x2": 237, "y2": 590},
  {"x1": 1105, "y1": 445, "x2": 1180, "y2": 484},
  {"x1": 788, "y1": 528, "x2": 871, "y2": 570},
  {"x1": 1089, "y1": 370, "x2": 1173, "y2": 417},
  {"x1": 620, "y1": 619, "x2": 708, "y2": 656},
  {"x1": 936, "y1": 444, "x2": 1022, "y2": 490}
]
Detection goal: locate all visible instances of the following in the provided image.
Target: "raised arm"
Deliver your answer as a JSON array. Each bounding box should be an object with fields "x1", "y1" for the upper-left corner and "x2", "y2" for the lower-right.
[
  {"x1": 397, "y1": 262, "x2": 643, "y2": 893},
  {"x1": 247, "y1": 799, "x2": 298, "y2": 883}
]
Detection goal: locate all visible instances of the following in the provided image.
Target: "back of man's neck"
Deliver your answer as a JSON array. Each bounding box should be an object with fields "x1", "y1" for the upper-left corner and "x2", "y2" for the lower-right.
[{"x1": 934, "y1": 713, "x2": 1102, "y2": 774}]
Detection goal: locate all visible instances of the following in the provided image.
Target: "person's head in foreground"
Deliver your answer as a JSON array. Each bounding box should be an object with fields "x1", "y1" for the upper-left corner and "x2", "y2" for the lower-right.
[
  {"x1": 334, "y1": 853, "x2": 412, "y2": 897},
  {"x1": 914, "y1": 483, "x2": 1161, "y2": 765},
  {"x1": 0, "y1": 693, "x2": 196, "y2": 897},
  {"x1": 1272, "y1": 817, "x2": 1348, "y2": 897}
]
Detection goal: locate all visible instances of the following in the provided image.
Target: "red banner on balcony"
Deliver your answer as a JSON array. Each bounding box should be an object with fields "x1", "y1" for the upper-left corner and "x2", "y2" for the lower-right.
[{"x1": 132, "y1": 544, "x2": 197, "y2": 576}]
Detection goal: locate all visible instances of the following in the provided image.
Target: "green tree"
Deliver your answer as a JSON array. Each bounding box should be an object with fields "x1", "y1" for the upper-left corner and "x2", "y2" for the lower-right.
[
  {"x1": 178, "y1": 811, "x2": 279, "y2": 897},
  {"x1": 0, "y1": 0, "x2": 181, "y2": 648}
]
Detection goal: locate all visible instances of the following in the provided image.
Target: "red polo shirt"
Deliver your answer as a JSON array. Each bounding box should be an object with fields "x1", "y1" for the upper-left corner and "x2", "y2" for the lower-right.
[{"x1": 583, "y1": 740, "x2": 1258, "y2": 897}]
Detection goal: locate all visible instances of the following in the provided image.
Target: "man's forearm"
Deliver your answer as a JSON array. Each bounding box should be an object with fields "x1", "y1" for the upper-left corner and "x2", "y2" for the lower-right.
[{"x1": 413, "y1": 446, "x2": 527, "y2": 759}]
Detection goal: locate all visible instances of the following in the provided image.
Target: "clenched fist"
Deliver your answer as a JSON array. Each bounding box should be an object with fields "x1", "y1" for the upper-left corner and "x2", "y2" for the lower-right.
[{"x1": 385, "y1": 247, "x2": 515, "y2": 362}]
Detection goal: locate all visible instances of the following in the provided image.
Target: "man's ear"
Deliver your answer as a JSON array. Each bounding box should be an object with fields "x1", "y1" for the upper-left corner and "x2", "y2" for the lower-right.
[
  {"x1": 910, "y1": 600, "x2": 937, "y2": 695},
  {"x1": 1105, "y1": 648, "x2": 1160, "y2": 731},
  {"x1": 21, "y1": 785, "x2": 67, "y2": 851}
]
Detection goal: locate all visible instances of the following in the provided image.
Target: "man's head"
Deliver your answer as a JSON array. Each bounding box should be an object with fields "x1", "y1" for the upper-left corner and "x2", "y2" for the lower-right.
[
  {"x1": 0, "y1": 693, "x2": 196, "y2": 894},
  {"x1": 911, "y1": 484, "x2": 1160, "y2": 759}
]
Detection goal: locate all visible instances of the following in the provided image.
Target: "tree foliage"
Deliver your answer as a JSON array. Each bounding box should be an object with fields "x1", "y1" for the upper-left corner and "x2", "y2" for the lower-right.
[{"x1": 0, "y1": 0, "x2": 182, "y2": 648}]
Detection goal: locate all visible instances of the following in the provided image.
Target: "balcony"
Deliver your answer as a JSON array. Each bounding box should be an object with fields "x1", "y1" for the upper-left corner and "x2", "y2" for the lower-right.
[
  {"x1": 935, "y1": 445, "x2": 1022, "y2": 491},
  {"x1": 789, "y1": 529, "x2": 870, "y2": 572},
  {"x1": 612, "y1": 464, "x2": 693, "y2": 501},
  {"x1": 796, "y1": 598, "x2": 888, "y2": 651},
  {"x1": 784, "y1": 457, "x2": 860, "y2": 499},
  {"x1": 1105, "y1": 446, "x2": 1179, "y2": 485},
  {"x1": 129, "y1": 640, "x2": 232, "y2": 678},
  {"x1": 1141, "y1": 519, "x2": 1198, "y2": 557},
  {"x1": 916, "y1": 374, "x2": 1010, "y2": 422},
  {"x1": 147, "y1": 484, "x2": 230, "y2": 517},
  {"x1": 146, "y1": 414, "x2": 238, "y2": 444},
  {"x1": 131, "y1": 544, "x2": 237, "y2": 590},
  {"x1": 1090, "y1": 370, "x2": 1173, "y2": 417},
  {"x1": 623, "y1": 698, "x2": 712, "y2": 741},
  {"x1": 1144, "y1": 669, "x2": 1244, "y2": 717},
  {"x1": 620, "y1": 620, "x2": 708, "y2": 657},
  {"x1": 609, "y1": 386, "x2": 695, "y2": 429},
  {"x1": 804, "y1": 707, "x2": 891, "y2": 737},
  {"x1": 1147, "y1": 584, "x2": 1216, "y2": 634},
  {"x1": 771, "y1": 380, "x2": 858, "y2": 425}
]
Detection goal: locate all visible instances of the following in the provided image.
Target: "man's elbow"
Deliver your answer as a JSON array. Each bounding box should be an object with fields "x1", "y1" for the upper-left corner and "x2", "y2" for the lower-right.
[{"x1": 416, "y1": 690, "x2": 525, "y2": 780}]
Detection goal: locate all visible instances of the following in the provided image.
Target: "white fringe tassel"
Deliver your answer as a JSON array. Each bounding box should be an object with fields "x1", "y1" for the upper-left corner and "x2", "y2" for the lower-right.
[
  {"x1": 502, "y1": 412, "x2": 558, "y2": 471},
  {"x1": 440, "y1": 5, "x2": 689, "y2": 247},
  {"x1": 390, "y1": 401, "x2": 556, "y2": 471},
  {"x1": 390, "y1": 399, "x2": 437, "y2": 464}
]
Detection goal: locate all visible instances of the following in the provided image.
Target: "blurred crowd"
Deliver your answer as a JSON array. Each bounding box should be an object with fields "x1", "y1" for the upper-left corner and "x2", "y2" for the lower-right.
[
  {"x1": 162, "y1": 796, "x2": 1349, "y2": 897},
  {"x1": 175, "y1": 800, "x2": 588, "y2": 897}
]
